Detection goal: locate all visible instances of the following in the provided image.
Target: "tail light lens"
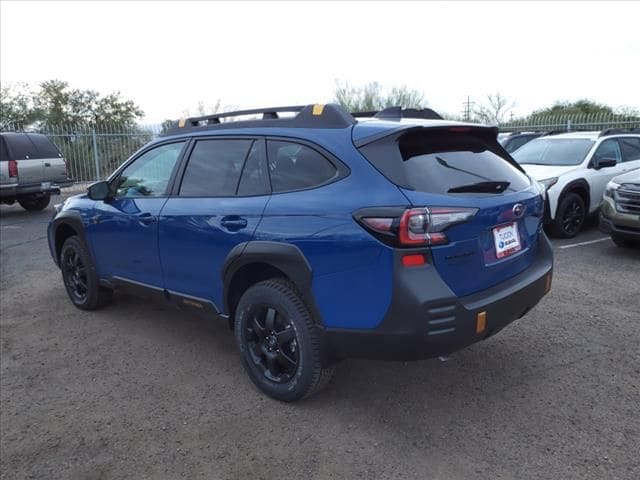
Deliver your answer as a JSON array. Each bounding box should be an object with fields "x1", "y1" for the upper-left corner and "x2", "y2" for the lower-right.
[
  {"x1": 358, "y1": 206, "x2": 477, "y2": 247},
  {"x1": 8, "y1": 160, "x2": 18, "y2": 178}
]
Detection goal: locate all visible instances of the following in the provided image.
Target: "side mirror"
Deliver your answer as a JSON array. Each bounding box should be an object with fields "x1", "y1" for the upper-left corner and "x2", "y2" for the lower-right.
[
  {"x1": 87, "y1": 181, "x2": 111, "y2": 201},
  {"x1": 594, "y1": 157, "x2": 617, "y2": 170}
]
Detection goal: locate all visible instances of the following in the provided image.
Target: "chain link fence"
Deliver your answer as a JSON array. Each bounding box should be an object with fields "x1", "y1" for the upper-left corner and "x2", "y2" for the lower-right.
[{"x1": 4, "y1": 113, "x2": 640, "y2": 193}]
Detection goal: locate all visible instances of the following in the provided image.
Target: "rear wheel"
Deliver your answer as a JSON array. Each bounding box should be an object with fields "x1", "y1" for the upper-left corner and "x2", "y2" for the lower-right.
[
  {"x1": 60, "y1": 236, "x2": 112, "y2": 310},
  {"x1": 234, "y1": 278, "x2": 334, "y2": 402},
  {"x1": 18, "y1": 194, "x2": 50, "y2": 211},
  {"x1": 551, "y1": 193, "x2": 585, "y2": 238}
]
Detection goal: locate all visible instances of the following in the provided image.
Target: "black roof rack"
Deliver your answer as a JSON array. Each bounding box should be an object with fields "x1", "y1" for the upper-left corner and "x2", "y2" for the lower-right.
[
  {"x1": 599, "y1": 128, "x2": 640, "y2": 137},
  {"x1": 352, "y1": 107, "x2": 443, "y2": 121},
  {"x1": 163, "y1": 104, "x2": 355, "y2": 136}
]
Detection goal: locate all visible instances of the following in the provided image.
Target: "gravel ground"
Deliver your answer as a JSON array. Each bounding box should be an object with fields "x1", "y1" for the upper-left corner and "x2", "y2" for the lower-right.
[{"x1": 1, "y1": 195, "x2": 639, "y2": 480}]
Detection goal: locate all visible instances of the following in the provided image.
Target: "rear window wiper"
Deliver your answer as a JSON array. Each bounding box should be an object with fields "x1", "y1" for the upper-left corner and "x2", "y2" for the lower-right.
[{"x1": 448, "y1": 181, "x2": 511, "y2": 193}]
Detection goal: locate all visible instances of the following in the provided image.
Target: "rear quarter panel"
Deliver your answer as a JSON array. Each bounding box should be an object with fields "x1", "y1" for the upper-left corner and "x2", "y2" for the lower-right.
[{"x1": 254, "y1": 130, "x2": 409, "y2": 329}]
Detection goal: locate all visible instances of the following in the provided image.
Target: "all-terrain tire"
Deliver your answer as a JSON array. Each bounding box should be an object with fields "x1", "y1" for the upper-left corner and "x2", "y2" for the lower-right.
[
  {"x1": 234, "y1": 278, "x2": 334, "y2": 402},
  {"x1": 60, "y1": 236, "x2": 113, "y2": 310}
]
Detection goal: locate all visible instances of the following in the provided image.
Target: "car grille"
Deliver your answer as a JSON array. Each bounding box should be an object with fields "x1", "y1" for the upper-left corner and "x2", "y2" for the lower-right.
[{"x1": 615, "y1": 184, "x2": 640, "y2": 214}]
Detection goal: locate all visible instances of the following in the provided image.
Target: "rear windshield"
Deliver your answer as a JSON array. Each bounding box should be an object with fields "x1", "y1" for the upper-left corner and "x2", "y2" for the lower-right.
[
  {"x1": 359, "y1": 128, "x2": 531, "y2": 194},
  {"x1": 512, "y1": 138, "x2": 594, "y2": 166},
  {"x1": 0, "y1": 133, "x2": 62, "y2": 160}
]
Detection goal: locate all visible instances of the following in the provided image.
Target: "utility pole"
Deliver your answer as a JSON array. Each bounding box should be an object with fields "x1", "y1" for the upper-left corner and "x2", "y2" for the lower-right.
[{"x1": 461, "y1": 96, "x2": 474, "y2": 121}]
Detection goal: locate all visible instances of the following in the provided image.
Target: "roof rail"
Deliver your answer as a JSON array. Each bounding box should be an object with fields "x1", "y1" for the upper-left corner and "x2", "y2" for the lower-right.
[
  {"x1": 352, "y1": 106, "x2": 443, "y2": 121},
  {"x1": 599, "y1": 128, "x2": 640, "y2": 137},
  {"x1": 163, "y1": 104, "x2": 355, "y2": 136}
]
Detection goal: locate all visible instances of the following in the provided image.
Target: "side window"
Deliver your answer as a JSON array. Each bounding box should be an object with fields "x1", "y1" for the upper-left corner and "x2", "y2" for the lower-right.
[
  {"x1": 237, "y1": 140, "x2": 270, "y2": 196},
  {"x1": 179, "y1": 139, "x2": 252, "y2": 196},
  {"x1": 267, "y1": 140, "x2": 338, "y2": 193},
  {"x1": 115, "y1": 142, "x2": 185, "y2": 198},
  {"x1": 619, "y1": 137, "x2": 640, "y2": 162},
  {"x1": 593, "y1": 139, "x2": 622, "y2": 164}
]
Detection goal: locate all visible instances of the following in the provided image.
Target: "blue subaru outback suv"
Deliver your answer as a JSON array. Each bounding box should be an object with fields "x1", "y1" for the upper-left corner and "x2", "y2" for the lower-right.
[{"x1": 48, "y1": 104, "x2": 553, "y2": 401}]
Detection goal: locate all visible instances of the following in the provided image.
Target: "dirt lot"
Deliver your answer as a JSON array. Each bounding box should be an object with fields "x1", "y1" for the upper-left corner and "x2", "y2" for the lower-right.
[{"x1": 1, "y1": 195, "x2": 639, "y2": 480}]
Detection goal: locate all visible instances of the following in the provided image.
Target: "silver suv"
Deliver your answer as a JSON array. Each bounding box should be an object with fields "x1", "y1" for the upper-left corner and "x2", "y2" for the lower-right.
[{"x1": 0, "y1": 132, "x2": 72, "y2": 211}]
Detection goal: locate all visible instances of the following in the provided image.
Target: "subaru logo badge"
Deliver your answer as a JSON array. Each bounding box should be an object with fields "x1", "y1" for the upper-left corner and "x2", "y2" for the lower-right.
[{"x1": 512, "y1": 203, "x2": 524, "y2": 218}]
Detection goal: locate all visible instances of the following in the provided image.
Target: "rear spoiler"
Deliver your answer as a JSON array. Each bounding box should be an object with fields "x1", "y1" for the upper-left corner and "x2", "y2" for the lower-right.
[{"x1": 353, "y1": 124, "x2": 499, "y2": 148}]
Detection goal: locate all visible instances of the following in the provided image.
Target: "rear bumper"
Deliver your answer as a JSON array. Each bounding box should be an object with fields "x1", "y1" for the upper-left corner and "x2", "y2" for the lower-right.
[
  {"x1": 325, "y1": 233, "x2": 554, "y2": 361},
  {"x1": 0, "y1": 181, "x2": 71, "y2": 199}
]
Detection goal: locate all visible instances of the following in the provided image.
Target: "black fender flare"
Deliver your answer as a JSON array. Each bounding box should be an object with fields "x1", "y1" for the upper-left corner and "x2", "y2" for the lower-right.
[
  {"x1": 221, "y1": 241, "x2": 320, "y2": 321},
  {"x1": 558, "y1": 179, "x2": 591, "y2": 212},
  {"x1": 50, "y1": 210, "x2": 88, "y2": 266}
]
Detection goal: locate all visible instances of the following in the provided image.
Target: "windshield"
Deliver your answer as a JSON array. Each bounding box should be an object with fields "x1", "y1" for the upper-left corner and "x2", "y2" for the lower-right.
[{"x1": 513, "y1": 138, "x2": 594, "y2": 166}]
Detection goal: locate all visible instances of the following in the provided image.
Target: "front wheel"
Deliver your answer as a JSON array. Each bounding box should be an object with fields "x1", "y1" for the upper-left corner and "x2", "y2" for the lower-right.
[
  {"x1": 234, "y1": 279, "x2": 334, "y2": 402},
  {"x1": 60, "y1": 236, "x2": 112, "y2": 310},
  {"x1": 18, "y1": 194, "x2": 50, "y2": 211},
  {"x1": 550, "y1": 193, "x2": 586, "y2": 238},
  {"x1": 611, "y1": 234, "x2": 637, "y2": 248}
]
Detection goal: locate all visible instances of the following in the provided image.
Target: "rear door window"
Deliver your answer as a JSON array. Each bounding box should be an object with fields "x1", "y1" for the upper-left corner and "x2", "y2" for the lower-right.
[
  {"x1": 619, "y1": 137, "x2": 640, "y2": 162},
  {"x1": 237, "y1": 140, "x2": 270, "y2": 196},
  {"x1": 179, "y1": 139, "x2": 253, "y2": 196},
  {"x1": 360, "y1": 129, "x2": 531, "y2": 194},
  {"x1": 267, "y1": 140, "x2": 338, "y2": 193}
]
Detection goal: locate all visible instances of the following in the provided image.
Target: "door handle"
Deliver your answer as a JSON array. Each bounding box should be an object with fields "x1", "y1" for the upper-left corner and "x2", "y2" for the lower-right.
[
  {"x1": 44, "y1": 162, "x2": 51, "y2": 167},
  {"x1": 137, "y1": 212, "x2": 157, "y2": 225},
  {"x1": 221, "y1": 216, "x2": 248, "y2": 231}
]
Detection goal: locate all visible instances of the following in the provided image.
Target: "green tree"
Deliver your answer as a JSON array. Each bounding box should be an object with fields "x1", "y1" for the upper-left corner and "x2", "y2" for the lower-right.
[
  {"x1": 0, "y1": 83, "x2": 41, "y2": 127},
  {"x1": 0, "y1": 80, "x2": 144, "y2": 129},
  {"x1": 333, "y1": 80, "x2": 426, "y2": 112}
]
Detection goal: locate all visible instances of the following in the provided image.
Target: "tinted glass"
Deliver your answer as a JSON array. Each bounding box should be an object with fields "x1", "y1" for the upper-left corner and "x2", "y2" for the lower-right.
[
  {"x1": 0, "y1": 138, "x2": 9, "y2": 161},
  {"x1": 513, "y1": 138, "x2": 594, "y2": 166},
  {"x1": 237, "y1": 140, "x2": 270, "y2": 196},
  {"x1": 267, "y1": 140, "x2": 337, "y2": 193},
  {"x1": 115, "y1": 142, "x2": 185, "y2": 197},
  {"x1": 593, "y1": 139, "x2": 622, "y2": 164},
  {"x1": 504, "y1": 135, "x2": 533, "y2": 153},
  {"x1": 29, "y1": 134, "x2": 62, "y2": 158},
  {"x1": 360, "y1": 130, "x2": 530, "y2": 194},
  {"x1": 1, "y1": 133, "x2": 61, "y2": 160},
  {"x1": 619, "y1": 137, "x2": 640, "y2": 162},
  {"x1": 180, "y1": 139, "x2": 252, "y2": 196}
]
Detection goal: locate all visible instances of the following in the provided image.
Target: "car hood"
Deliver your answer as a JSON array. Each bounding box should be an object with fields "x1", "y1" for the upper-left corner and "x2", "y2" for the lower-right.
[
  {"x1": 612, "y1": 168, "x2": 640, "y2": 185},
  {"x1": 519, "y1": 164, "x2": 580, "y2": 180}
]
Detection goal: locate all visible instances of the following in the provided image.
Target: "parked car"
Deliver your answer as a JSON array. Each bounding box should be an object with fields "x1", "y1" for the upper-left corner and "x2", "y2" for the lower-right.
[
  {"x1": 48, "y1": 104, "x2": 553, "y2": 401},
  {"x1": 499, "y1": 131, "x2": 545, "y2": 154},
  {"x1": 512, "y1": 130, "x2": 640, "y2": 238},
  {"x1": 599, "y1": 169, "x2": 640, "y2": 247},
  {"x1": 0, "y1": 132, "x2": 72, "y2": 211}
]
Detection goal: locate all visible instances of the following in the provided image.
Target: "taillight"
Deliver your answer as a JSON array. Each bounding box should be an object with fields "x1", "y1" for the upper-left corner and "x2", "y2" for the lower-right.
[
  {"x1": 358, "y1": 206, "x2": 477, "y2": 247},
  {"x1": 8, "y1": 160, "x2": 18, "y2": 178}
]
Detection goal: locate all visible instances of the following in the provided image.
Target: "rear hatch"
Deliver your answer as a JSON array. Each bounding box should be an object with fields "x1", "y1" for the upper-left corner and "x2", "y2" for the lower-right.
[
  {"x1": 0, "y1": 133, "x2": 67, "y2": 185},
  {"x1": 357, "y1": 125, "x2": 545, "y2": 297}
]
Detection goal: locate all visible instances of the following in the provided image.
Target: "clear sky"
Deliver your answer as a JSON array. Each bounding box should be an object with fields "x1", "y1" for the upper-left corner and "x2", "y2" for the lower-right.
[{"x1": 1, "y1": 0, "x2": 639, "y2": 123}]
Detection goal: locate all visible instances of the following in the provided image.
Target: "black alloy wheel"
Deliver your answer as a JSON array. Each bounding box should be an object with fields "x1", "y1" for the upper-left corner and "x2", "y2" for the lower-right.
[
  {"x1": 561, "y1": 198, "x2": 584, "y2": 236},
  {"x1": 59, "y1": 236, "x2": 112, "y2": 310},
  {"x1": 551, "y1": 192, "x2": 586, "y2": 238},
  {"x1": 62, "y1": 247, "x2": 88, "y2": 304},
  {"x1": 245, "y1": 305, "x2": 299, "y2": 383},
  {"x1": 234, "y1": 278, "x2": 334, "y2": 402}
]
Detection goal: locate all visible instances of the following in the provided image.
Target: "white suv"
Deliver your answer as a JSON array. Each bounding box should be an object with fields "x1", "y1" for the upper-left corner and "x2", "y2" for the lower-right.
[{"x1": 512, "y1": 130, "x2": 640, "y2": 237}]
